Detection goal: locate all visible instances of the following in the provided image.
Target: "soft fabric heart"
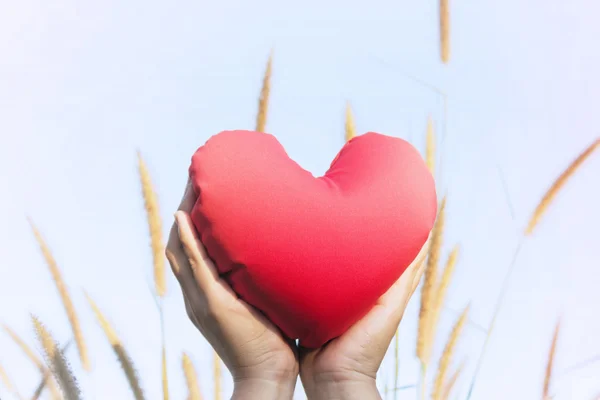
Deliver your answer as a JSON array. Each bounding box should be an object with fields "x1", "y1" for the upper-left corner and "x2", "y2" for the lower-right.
[{"x1": 189, "y1": 130, "x2": 437, "y2": 348}]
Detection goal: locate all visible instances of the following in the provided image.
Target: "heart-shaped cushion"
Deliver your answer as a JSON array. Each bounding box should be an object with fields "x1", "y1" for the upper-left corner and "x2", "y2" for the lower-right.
[{"x1": 189, "y1": 130, "x2": 437, "y2": 348}]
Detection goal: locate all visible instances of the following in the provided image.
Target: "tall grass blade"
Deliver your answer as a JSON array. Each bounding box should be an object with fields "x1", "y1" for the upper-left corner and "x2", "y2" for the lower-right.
[
  {"x1": 432, "y1": 306, "x2": 469, "y2": 400},
  {"x1": 85, "y1": 292, "x2": 145, "y2": 400},
  {"x1": 31, "y1": 315, "x2": 81, "y2": 400},
  {"x1": 28, "y1": 219, "x2": 90, "y2": 371},
  {"x1": 255, "y1": 51, "x2": 273, "y2": 133},
  {"x1": 525, "y1": 138, "x2": 599, "y2": 235},
  {"x1": 182, "y1": 352, "x2": 202, "y2": 400},
  {"x1": 2, "y1": 324, "x2": 61, "y2": 399},
  {"x1": 137, "y1": 152, "x2": 167, "y2": 298}
]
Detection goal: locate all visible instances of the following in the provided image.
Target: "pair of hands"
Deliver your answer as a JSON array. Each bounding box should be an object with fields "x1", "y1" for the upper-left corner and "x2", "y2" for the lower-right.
[{"x1": 166, "y1": 180, "x2": 429, "y2": 400}]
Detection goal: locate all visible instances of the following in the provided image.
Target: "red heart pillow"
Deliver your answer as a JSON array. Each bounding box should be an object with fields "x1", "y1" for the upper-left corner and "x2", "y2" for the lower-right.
[{"x1": 189, "y1": 130, "x2": 437, "y2": 348}]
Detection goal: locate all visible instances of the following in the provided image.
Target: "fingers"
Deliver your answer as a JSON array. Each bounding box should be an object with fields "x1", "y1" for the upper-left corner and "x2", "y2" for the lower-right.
[
  {"x1": 166, "y1": 225, "x2": 206, "y2": 308},
  {"x1": 174, "y1": 211, "x2": 220, "y2": 290},
  {"x1": 165, "y1": 178, "x2": 218, "y2": 316},
  {"x1": 178, "y1": 178, "x2": 195, "y2": 212}
]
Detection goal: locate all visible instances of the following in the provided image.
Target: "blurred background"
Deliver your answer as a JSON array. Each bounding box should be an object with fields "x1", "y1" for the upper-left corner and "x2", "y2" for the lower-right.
[{"x1": 0, "y1": 0, "x2": 598, "y2": 399}]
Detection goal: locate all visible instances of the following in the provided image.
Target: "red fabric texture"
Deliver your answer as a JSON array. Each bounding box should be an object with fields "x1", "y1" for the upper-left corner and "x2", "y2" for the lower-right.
[{"x1": 189, "y1": 130, "x2": 437, "y2": 348}]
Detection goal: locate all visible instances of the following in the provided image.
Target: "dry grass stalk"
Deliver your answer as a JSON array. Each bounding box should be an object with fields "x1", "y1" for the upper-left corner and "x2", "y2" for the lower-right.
[
  {"x1": 345, "y1": 102, "x2": 356, "y2": 142},
  {"x1": 0, "y1": 363, "x2": 14, "y2": 390},
  {"x1": 543, "y1": 320, "x2": 561, "y2": 400},
  {"x1": 28, "y1": 219, "x2": 90, "y2": 371},
  {"x1": 2, "y1": 324, "x2": 61, "y2": 399},
  {"x1": 432, "y1": 305, "x2": 469, "y2": 400},
  {"x1": 213, "y1": 350, "x2": 222, "y2": 400},
  {"x1": 2, "y1": 324, "x2": 44, "y2": 369},
  {"x1": 31, "y1": 369, "x2": 53, "y2": 400},
  {"x1": 31, "y1": 342, "x2": 72, "y2": 400},
  {"x1": 162, "y1": 345, "x2": 169, "y2": 400},
  {"x1": 85, "y1": 293, "x2": 145, "y2": 400},
  {"x1": 417, "y1": 196, "x2": 447, "y2": 365},
  {"x1": 255, "y1": 51, "x2": 272, "y2": 133},
  {"x1": 137, "y1": 152, "x2": 167, "y2": 298},
  {"x1": 440, "y1": 0, "x2": 450, "y2": 63},
  {"x1": 0, "y1": 362, "x2": 22, "y2": 399},
  {"x1": 426, "y1": 116, "x2": 435, "y2": 174},
  {"x1": 182, "y1": 352, "x2": 202, "y2": 400},
  {"x1": 525, "y1": 138, "x2": 600, "y2": 235},
  {"x1": 441, "y1": 361, "x2": 465, "y2": 400},
  {"x1": 427, "y1": 245, "x2": 460, "y2": 351},
  {"x1": 31, "y1": 315, "x2": 81, "y2": 400}
]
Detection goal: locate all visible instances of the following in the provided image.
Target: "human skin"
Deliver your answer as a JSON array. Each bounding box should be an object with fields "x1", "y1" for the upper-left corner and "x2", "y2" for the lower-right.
[{"x1": 166, "y1": 179, "x2": 429, "y2": 399}]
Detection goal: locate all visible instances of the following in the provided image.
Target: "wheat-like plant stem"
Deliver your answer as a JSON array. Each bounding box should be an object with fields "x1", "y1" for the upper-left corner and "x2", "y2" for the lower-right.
[
  {"x1": 30, "y1": 341, "x2": 72, "y2": 400},
  {"x1": 255, "y1": 51, "x2": 272, "y2": 133},
  {"x1": 213, "y1": 350, "x2": 222, "y2": 400},
  {"x1": 427, "y1": 245, "x2": 459, "y2": 351},
  {"x1": 28, "y1": 220, "x2": 90, "y2": 372},
  {"x1": 345, "y1": 102, "x2": 356, "y2": 142},
  {"x1": 85, "y1": 293, "x2": 145, "y2": 400},
  {"x1": 525, "y1": 138, "x2": 599, "y2": 235},
  {"x1": 137, "y1": 152, "x2": 167, "y2": 298},
  {"x1": 417, "y1": 196, "x2": 447, "y2": 365},
  {"x1": 467, "y1": 140, "x2": 599, "y2": 399},
  {"x1": 440, "y1": 361, "x2": 464, "y2": 400},
  {"x1": 440, "y1": 0, "x2": 450, "y2": 63},
  {"x1": 419, "y1": 362, "x2": 427, "y2": 400},
  {"x1": 2, "y1": 324, "x2": 61, "y2": 399},
  {"x1": 0, "y1": 362, "x2": 24, "y2": 400},
  {"x1": 543, "y1": 319, "x2": 561, "y2": 400},
  {"x1": 432, "y1": 306, "x2": 469, "y2": 400},
  {"x1": 426, "y1": 117, "x2": 435, "y2": 174},
  {"x1": 162, "y1": 345, "x2": 169, "y2": 400},
  {"x1": 182, "y1": 353, "x2": 202, "y2": 400},
  {"x1": 31, "y1": 315, "x2": 81, "y2": 400}
]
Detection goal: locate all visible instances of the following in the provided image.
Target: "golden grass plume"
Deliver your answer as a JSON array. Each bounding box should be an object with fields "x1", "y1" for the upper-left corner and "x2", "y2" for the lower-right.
[
  {"x1": 255, "y1": 51, "x2": 273, "y2": 133},
  {"x1": 427, "y1": 245, "x2": 460, "y2": 351},
  {"x1": 525, "y1": 138, "x2": 599, "y2": 235},
  {"x1": 0, "y1": 362, "x2": 22, "y2": 399},
  {"x1": 182, "y1": 352, "x2": 202, "y2": 400},
  {"x1": 426, "y1": 116, "x2": 436, "y2": 174},
  {"x1": 345, "y1": 102, "x2": 357, "y2": 142},
  {"x1": 543, "y1": 319, "x2": 561, "y2": 400},
  {"x1": 85, "y1": 292, "x2": 145, "y2": 400},
  {"x1": 137, "y1": 152, "x2": 167, "y2": 298},
  {"x1": 441, "y1": 360, "x2": 465, "y2": 400},
  {"x1": 417, "y1": 196, "x2": 447, "y2": 365},
  {"x1": 31, "y1": 341, "x2": 71, "y2": 400},
  {"x1": 2, "y1": 324, "x2": 61, "y2": 399},
  {"x1": 27, "y1": 219, "x2": 90, "y2": 371},
  {"x1": 31, "y1": 315, "x2": 81, "y2": 400},
  {"x1": 432, "y1": 305, "x2": 469, "y2": 400},
  {"x1": 440, "y1": 0, "x2": 450, "y2": 63}
]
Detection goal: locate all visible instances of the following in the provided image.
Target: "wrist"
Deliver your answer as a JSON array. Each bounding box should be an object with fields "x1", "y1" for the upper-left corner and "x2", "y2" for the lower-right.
[
  {"x1": 232, "y1": 377, "x2": 297, "y2": 400},
  {"x1": 303, "y1": 374, "x2": 380, "y2": 400}
]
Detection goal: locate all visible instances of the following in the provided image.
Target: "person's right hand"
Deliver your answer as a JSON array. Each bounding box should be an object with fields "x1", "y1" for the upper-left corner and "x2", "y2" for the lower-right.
[
  {"x1": 299, "y1": 236, "x2": 430, "y2": 400},
  {"x1": 166, "y1": 180, "x2": 299, "y2": 400}
]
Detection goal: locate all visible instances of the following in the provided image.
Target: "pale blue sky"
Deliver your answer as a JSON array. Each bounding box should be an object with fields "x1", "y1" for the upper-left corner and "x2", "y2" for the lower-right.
[{"x1": 1, "y1": 0, "x2": 599, "y2": 399}]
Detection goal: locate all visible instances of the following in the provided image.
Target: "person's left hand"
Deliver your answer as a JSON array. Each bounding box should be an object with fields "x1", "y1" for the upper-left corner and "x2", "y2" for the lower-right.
[{"x1": 166, "y1": 180, "x2": 298, "y2": 400}]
